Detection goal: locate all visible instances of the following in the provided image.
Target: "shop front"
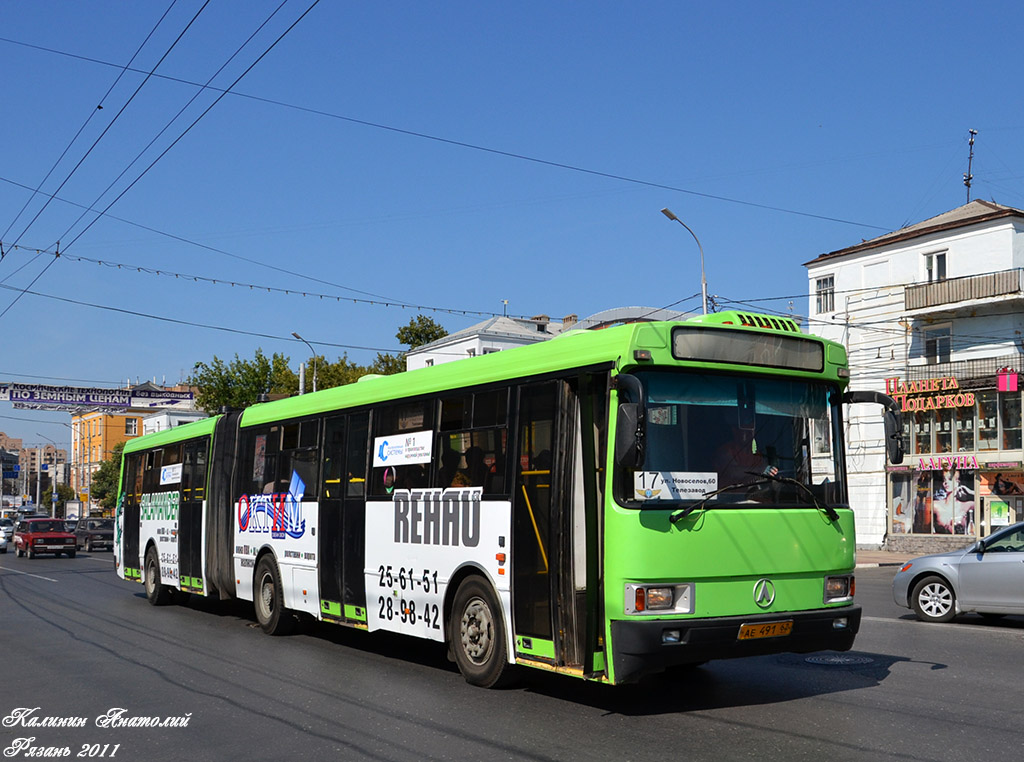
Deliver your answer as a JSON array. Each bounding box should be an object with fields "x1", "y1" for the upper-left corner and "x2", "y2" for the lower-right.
[{"x1": 885, "y1": 370, "x2": 1024, "y2": 554}]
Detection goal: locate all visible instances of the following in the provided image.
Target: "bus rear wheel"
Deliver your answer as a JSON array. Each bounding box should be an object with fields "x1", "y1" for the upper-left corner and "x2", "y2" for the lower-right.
[
  {"x1": 254, "y1": 556, "x2": 293, "y2": 635},
  {"x1": 145, "y1": 546, "x2": 171, "y2": 605},
  {"x1": 448, "y1": 577, "x2": 513, "y2": 688}
]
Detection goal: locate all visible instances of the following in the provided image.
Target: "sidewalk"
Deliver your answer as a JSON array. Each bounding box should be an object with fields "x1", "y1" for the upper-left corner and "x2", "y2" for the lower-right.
[{"x1": 855, "y1": 549, "x2": 910, "y2": 568}]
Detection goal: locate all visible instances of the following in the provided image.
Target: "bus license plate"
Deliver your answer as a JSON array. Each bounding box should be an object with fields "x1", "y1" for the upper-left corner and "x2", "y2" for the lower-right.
[{"x1": 738, "y1": 620, "x2": 793, "y2": 640}]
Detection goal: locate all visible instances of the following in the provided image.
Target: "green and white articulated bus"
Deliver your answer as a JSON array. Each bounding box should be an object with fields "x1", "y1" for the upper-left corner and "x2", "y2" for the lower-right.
[{"x1": 115, "y1": 312, "x2": 903, "y2": 687}]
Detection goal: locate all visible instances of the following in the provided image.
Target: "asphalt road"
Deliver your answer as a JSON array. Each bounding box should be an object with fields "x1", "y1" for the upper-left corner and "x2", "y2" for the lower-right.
[{"x1": 2, "y1": 554, "x2": 1022, "y2": 762}]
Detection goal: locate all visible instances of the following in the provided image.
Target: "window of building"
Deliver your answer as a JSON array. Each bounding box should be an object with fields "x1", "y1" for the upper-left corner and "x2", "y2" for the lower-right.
[
  {"x1": 924, "y1": 326, "x2": 951, "y2": 365},
  {"x1": 955, "y1": 405, "x2": 974, "y2": 451},
  {"x1": 935, "y1": 408, "x2": 954, "y2": 453},
  {"x1": 977, "y1": 391, "x2": 999, "y2": 451},
  {"x1": 1000, "y1": 392, "x2": 1022, "y2": 450},
  {"x1": 914, "y1": 411, "x2": 932, "y2": 455},
  {"x1": 815, "y1": 275, "x2": 835, "y2": 314},
  {"x1": 924, "y1": 251, "x2": 947, "y2": 282},
  {"x1": 812, "y1": 417, "x2": 831, "y2": 455},
  {"x1": 125, "y1": 418, "x2": 138, "y2": 436}
]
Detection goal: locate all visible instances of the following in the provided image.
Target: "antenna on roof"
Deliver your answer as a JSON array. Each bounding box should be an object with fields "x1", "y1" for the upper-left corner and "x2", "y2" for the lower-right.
[{"x1": 964, "y1": 129, "x2": 978, "y2": 202}]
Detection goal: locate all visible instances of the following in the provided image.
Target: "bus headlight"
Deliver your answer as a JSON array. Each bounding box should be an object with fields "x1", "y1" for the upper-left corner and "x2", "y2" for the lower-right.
[
  {"x1": 824, "y1": 574, "x2": 854, "y2": 603},
  {"x1": 625, "y1": 583, "x2": 694, "y2": 615}
]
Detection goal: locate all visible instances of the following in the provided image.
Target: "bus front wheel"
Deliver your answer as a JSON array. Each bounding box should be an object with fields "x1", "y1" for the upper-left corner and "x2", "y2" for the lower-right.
[
  {"x1": 254, "y1": 556, "x2": 294, "y2": 635},
  {"x1": 144, "y1": 546, "x2": 171, "y2": 605},
  {"x1": 448, "y1": 577, "x2": 513, "y2": 688}
]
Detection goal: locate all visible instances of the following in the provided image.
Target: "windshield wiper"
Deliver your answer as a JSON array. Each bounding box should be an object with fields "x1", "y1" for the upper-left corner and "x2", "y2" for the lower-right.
[
  {"x1": 669, "y1": 469, "x2": 839, "y2": 525},
  {"x1": 756, "y1": 468, "x2": 840, "y2": 523},
  {"x1": 669, "y1": 476, "x2": 774, "y2": 525}
]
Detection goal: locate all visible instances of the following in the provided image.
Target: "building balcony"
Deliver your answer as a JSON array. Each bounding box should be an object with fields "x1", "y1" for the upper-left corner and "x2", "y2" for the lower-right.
[
  {"x1": 905, "y1": 268, "x2": 1024, "y2": 313},
  {"x1": 906, "y1": 352, "x2": 1024, "y2": 389}
]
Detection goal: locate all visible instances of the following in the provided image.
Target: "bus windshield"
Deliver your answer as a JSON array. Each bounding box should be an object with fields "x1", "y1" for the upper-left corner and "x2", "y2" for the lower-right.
[{"x1": 629, "y1": 370, "x2": 844, "y2": 507}]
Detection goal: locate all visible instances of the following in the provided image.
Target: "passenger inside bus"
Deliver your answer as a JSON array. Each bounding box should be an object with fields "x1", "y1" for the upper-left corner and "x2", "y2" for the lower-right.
[
  {"x1": 713, "y1": 423, "x2": 778, "y2": 487},
  {"x1": 451, "y1": 446, "x2": 488, "y2": 488}
]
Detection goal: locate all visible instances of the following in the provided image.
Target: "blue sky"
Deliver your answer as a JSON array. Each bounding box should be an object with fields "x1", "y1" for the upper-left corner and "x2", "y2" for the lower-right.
[{"x1": 1, "y1": 0, "x2": 1022, "y2": 450}]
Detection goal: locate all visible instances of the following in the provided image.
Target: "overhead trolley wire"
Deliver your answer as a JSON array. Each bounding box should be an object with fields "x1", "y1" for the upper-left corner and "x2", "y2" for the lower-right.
[
  {"x1": 0, "y1": 173, "x2": 415, "y2": 305},
  {"x1": 0, "y1": 37, "x2": 891, "y2": 234},
  {"x1": 55, "y1": 0, "x2": 293, "y2": 248},
  {"x1": 0, "y1": 0, "x2": 180, "y2": 242},
  {"x1": 0, "y1": 280, "x2": 400, "y2": 354},
  {"x1": 5, "y1": 1, "x2": 212, "y2": 250},
  {"x1": 61, "y1": 0, "x2": 324, "y2": 254},
  {"x1": 0, "y1": 242, "x2": 538, "y2": 321}
]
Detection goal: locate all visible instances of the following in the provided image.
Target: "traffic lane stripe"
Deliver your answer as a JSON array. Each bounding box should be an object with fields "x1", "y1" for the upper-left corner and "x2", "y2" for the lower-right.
[{"x1": 0, "y1": 565, "x2": 59, "y2": 582}]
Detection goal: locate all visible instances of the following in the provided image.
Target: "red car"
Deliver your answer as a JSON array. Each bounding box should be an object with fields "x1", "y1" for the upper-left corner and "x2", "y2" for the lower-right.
[{"x1": 13, "y1": 518, "x2": 77, "y2": 559}]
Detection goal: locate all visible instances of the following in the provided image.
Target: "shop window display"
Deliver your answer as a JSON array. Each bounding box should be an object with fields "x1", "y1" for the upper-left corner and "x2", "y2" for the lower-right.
[
  {"x1": 976, "y1": 391, "x2": 999, "y2": 451},
  {"x1": 955, "y1": 405, "x2": 974, "y2": 451},
  {"x1": 1000, "y1": 392, "x2": 1022, "y2": 450},
  {"x1": 907, "y1": 469, "x2": 975, "y2": 535}
]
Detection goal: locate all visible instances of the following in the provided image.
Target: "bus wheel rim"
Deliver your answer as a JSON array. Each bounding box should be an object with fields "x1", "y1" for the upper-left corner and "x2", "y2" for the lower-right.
[
  {"x1": 260, "y1": 574, "x2": 275, "y2": 615},
  {"x1": 459, "y1": 597, "x2": 493, "y2": 663}
]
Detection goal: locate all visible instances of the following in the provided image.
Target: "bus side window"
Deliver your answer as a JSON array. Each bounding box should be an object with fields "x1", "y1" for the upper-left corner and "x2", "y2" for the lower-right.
[
  {"x1": 346, "y1": 413, "x2": 369, "y2": 497},
  {"x1": 436, "y1": 389, "x2": 508, "y2": 495},
  {"x1": 275, "y1": 420, "x2": 320, "y2": 499},
  {"x1": 370, "y1": 401, "x2": 433, "y2": 496}
]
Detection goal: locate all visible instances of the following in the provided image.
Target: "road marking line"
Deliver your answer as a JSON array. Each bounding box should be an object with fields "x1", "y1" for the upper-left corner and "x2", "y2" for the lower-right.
[
  {"x1": 862, "y1": 615, "x2": 1024, "y2": 639},
  {"x1": 0, "y1": 565, "x2": 59, "y2": 582}
]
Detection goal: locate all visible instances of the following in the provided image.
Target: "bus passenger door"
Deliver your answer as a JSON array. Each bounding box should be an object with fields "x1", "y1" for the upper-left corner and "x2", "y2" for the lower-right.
[
  {"x1": 178, "y1": 439, "x2": 208, "y2": 593},
  {"x1": 319, "y1": 413, "x2": 370, "y2": 623},
  {"x1": 121, "y1": 453, "x2": 143, "y2": 579},
  {"x1": 513, "y1": 377, "x2": 604, "y2": 674}
]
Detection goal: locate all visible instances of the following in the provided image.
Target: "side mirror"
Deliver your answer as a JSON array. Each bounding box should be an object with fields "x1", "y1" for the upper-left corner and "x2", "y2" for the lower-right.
[
  {"x1": 614, "y1": 374, "x2": 646, "y2": 470},
  {"x1": 615, "y1": 403, "x2": 645, "y2": 469},
  {"x1": 883, "y1": 408, "x2": 905, "y2": 465},
  {"x1": 844, "y1": 390, "x2": 905, "y2": 465},
  {"x1": 974, "y1": 539, "x2": 986, "y2": 554}
]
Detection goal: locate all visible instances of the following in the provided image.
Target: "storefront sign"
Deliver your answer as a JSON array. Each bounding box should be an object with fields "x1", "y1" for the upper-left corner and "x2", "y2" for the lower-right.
[
  {"x1": 885, "y1": 376, "x2": 975, "y2": 413},
  {"x1": 917, "y1": 455, "x2": 979, "y2": 471}
]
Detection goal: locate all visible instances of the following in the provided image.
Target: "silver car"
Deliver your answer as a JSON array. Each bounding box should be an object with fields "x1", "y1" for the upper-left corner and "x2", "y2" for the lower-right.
[{"x1": 892, "y1": 521, "x2": 1024, "y2": 622}]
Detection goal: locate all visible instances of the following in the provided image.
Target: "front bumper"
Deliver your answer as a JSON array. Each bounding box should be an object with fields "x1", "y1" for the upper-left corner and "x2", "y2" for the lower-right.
[
  {"x1": 610, "y1": 605, "x2": 861, "y2": 684},
  {"x1": 28, "y1": 543, "x2": 76, "y2": 554}
]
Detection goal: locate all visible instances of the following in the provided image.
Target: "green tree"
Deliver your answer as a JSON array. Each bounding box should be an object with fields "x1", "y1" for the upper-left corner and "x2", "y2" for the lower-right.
[
  {"x1": 397, "y1": 314, "x2": 448, "y2": 349},
  {"x1": 190, "y1": 349, "x2": 297, "y2": 413},
  {"x1": 42, "y1": 484, "x2": 79, "y2": 518},
  {"x1": 90, "y1": 442, "x2": 124, "y2": 512},
  {"x1": 189, "y1": 315, "x2": 449, "y2": 410},
  {"x1": 373, "y1": 314, "x2": 448, "y2": 374}
]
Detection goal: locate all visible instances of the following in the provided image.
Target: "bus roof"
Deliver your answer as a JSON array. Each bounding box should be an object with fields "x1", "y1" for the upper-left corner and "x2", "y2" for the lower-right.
[
  {"x1": 122, "y1": 414, "x2": 220, "y2": 455},
  {"x1": 239, "y1": 313, "x2": 848, "y2": 428}
]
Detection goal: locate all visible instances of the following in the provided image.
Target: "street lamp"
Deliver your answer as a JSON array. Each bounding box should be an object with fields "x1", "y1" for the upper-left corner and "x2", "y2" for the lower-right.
[
  {"x1": 660, "y1": 207, "x2": 709, "y2": 315},
  {"x1": 291, "y1": 332, "x2": 318, "y2": 394}
]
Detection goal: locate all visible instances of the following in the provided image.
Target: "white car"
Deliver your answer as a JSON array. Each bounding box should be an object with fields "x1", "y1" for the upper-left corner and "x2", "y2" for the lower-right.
[
  {"x1": 0, "y1": 532, "x2": 7, "y2": 553},
  {"x1": 0, "y1": 518, "x2": 13, "y2": 542}
]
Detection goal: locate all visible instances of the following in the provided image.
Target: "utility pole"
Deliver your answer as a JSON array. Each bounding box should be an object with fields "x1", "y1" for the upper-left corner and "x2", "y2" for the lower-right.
[{"x1": 964, "y1": 129, "x2": 978, "y2": 202}]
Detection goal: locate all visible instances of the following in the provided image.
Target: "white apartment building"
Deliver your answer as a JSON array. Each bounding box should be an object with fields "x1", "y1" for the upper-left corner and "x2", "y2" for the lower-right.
[{"x1": 806, "y1": 200, "x2": 1024, "y2": 552}]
